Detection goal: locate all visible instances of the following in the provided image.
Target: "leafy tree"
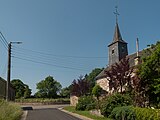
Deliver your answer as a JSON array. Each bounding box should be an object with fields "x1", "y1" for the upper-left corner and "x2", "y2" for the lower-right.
[
  {"x1": 105, "y1": 57, "x2": 133, "y2": 93},
  {"x1": 92, "y1": 84, "x2": 103, "y2": 100},
  {"x1": 59, "y1": 86, "x2": 71, "y2": 98},
  {"x1": 35, "y1": 76, "x2": 62, "y2": 98},
  {"x1": 11, "y1": 79, "x2": 31, "y2": 98},
  {"x1": 92, "y1": 84, "x2": 103, "y2": 109},
  {"x1": 70, "y1": 76, "x2": 90, "y2": 97},
  {"x1": 86, "y1": 68, "x2": 104, "y2": 92},
  {"x1": 24, "y1": 85, "x2": 32, "y2": 98},
  {"x1": 132, "y1": 72, "x2": 146, "y2": 107},
  {"x1": 138, "y1": 42, "x2": 160, "y2": 107}
]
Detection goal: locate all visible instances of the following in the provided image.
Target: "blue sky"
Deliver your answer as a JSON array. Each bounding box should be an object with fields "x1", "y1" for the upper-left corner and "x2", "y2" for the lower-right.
[{"x1": 0, "y1": 0, "x2": 159, "y2": 94}]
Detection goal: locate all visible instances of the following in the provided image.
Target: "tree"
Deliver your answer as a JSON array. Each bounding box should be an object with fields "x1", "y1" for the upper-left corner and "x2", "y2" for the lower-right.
[
  {"x1": 92, "y1": 84, "x2": 103, "y2": 100},
  {"x1": 11, "y1": 79, "x2": 31, "y2": 98},
  {"x1": 59, "y1": 86, "x2": 71, "y2": 98},
  {"x1": 85, "y1": 68, "x2": 104, "y2": 93},
  {"x1": 35, "y1": 76, "x2": 62, "y2": 98},
  {"x1": 92, "y1": 84, "x2": 103, "y2": 109},
  {"x1": 24, "y1": 85, "x2": 32, "y2": 98},
  {"x1": 105, "y1": 57, "x2": 133, "y2": 93},
  {"x1": 70, "y1": 76, "x2": 90, "y2": 97},
  {"x1": 138, "y1": 42, "x2": 160, "y2": 107}
]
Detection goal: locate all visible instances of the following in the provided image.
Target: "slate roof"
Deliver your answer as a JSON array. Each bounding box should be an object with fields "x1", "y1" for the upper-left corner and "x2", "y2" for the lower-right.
[
  {"x1": 108, "y1": 23, "x2": 127, "y2": 47},
  {"x1": 95, "y1": 50, "x2": 144, "y2": 80}
]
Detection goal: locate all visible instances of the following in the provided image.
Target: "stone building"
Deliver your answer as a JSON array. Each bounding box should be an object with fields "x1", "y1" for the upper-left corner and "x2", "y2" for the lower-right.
[{"x1": 0, "y1": 77, "x2": 15, "y2": 101}]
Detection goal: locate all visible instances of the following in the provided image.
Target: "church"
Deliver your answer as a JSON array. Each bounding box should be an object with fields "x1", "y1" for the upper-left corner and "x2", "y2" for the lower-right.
[{"x1": 95, "y1": 11, "x2": 143, "y2": 93}]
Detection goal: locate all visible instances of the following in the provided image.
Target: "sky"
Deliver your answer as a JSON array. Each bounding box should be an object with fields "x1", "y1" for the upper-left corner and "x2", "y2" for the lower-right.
[{"x1": 0, "y1": 0, "x2": 159, "y2": 94}]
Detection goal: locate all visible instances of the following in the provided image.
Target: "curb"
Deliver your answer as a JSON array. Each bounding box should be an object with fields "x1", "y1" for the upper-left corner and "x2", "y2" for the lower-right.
[
  {"x1": 21, "y1": 111, "x2": 28, "y2": 120},
  {"x1": 59, "y1": 108, "x2": 93, "y2": 120}
]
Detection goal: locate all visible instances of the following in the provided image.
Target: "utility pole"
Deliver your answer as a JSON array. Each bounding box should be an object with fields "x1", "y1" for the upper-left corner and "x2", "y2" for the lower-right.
[
  {"x1": 6, "y1": 42, "x2": 22, "y2": 101},
  {"x1": 6, "y1": 43, "x2": 11, "y2": 101}
]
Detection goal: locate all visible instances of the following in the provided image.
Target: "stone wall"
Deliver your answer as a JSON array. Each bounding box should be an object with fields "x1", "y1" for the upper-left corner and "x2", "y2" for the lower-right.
[{"x1": 70, "y1": 95, "x2": 78, "y2": 106}]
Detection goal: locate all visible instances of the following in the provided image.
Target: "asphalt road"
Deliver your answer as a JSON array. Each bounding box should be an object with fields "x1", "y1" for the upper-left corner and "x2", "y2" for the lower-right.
[{"x1": 25, "y1": 108, "x2": 82, "y2": 120}]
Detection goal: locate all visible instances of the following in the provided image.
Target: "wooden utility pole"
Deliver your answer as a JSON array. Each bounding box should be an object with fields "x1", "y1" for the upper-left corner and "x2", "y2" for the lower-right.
[
  {"x1": 6, "y1": 42, "x2": 22, "y2": 101},
  {"x1": 6, "y1": 42, "x2": 11, "y2": 101}
]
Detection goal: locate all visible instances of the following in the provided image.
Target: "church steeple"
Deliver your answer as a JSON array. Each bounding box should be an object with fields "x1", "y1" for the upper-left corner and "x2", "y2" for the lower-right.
[
  {"x1": 113, "y1": 23, "x2": 122, "y2": 42},
  {"x1": 108, "y1": 6, "x2": 128, "y2": 66}
]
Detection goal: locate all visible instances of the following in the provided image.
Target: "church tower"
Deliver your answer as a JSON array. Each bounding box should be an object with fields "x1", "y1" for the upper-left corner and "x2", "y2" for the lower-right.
[{"x1": 108, "y1": 7, "x2": 128, "y2": 66}]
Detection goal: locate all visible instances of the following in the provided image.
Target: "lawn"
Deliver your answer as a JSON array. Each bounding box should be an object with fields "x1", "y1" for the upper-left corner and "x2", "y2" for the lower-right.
[{"x1": 63, "y1": 106, "x2": 111, "y2": 120}]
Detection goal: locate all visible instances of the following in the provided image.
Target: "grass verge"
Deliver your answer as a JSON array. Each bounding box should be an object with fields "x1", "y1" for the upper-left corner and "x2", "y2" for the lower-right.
[
  {"x1": 0, "y1": 100, "x2": 22, "y2": 120},
  {"x1": 63, "y1": 106, "x2": 111, "y2": 120}
]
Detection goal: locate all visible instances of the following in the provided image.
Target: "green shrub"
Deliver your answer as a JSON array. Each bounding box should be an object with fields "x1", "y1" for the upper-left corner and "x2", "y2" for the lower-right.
[
  {"x1": 109, "y1": 106, "x2": 136, "y2": 120},
  {"x1": 0, "y1": 100, "x2": 22, "y2": 120},
  {"x1": 134, "y1": 107, "x2": 160, "y2": 120},
  {"x1": 100, "y1": 93, "x2": 132, "y2": 117},
  {"x1": 76, "y1": 96, "x2": 96, "y2": 111}
]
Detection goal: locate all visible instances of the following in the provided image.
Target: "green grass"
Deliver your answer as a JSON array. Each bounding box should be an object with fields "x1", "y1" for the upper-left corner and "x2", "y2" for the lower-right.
[
  {"x1": 0, "y1": 100, "x2": 22, "y2": 120},
  {"x1": 63, "y1": 106, "x2": 111, "y2": 120}
]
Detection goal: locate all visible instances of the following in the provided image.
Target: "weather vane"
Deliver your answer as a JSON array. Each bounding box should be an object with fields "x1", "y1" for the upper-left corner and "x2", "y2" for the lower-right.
[{"x1": 114, "y1": 6, "x2": 120, "y2": 23}]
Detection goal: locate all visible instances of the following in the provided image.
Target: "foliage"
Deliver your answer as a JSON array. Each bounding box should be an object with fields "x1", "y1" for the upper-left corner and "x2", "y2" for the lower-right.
[
  {"x1": 35, "y1": 76, "x2": 62, "y2": 98},
  {"x1": 132, "y1": 73, "x2": 146, "y2": 107},
  {"x1": 100, "y1": 93, "x2": 132, "y2": 117},
  {"x1": 76, "y1": 95, "x2": 96, "y2": 111},
  {"x1": 11, "y1": 79, "x2": 31, "y2": 98},
  {"x1": 59, "y1": 86, "x2": 71, "y2": 98},
  {"x1": 15, "y1": 98, "x2": 70, "y2": 104},
  {"x1": 109, "y1": 106, "x2": 136, "y2": 120},
  {"x1": 0, "y1": 100, "x2": 22, "y2": 120},
  {"x1": 92, "y1": 84, "x2": 103, "y2": 100},
  {"x1": 71, "y1": 76, "x2": 90, "y2": 97},
  {"x1": 138, "y1": 42, "x2": 160, "y2": 107},
  {"x1": 109, "y1": 106, "x2": 160, "y2": 120},
  {"x1": 105, "y1": 57, "x2": 133, "y2": 93},
  {"x1": 134, "y1": 107, "x2": 160, "y2": 120},
  {"x1": 64, "y1": 106, "x2": 111, "y2": 120},
  {"x1": 86, "y1": 68, "x2": 104, "y2": 93}
]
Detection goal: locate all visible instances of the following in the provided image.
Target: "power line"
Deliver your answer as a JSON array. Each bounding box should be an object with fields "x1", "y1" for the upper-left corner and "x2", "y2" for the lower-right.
[
  {"x1": 13, "y1": 46, "x2": 107, "y2": 59},
  {"x1": 0, "y1": 31, "x2": 8, "y2": 50},
  {"x1": 12, "y1": 56, "x2": 89, "y2": 72},
  {"x1": 0, "y1": 31, "x2": 8, "y2": 45},
  {"x1": 0, "y1": 35, "x2": 8, "y2": 50}
]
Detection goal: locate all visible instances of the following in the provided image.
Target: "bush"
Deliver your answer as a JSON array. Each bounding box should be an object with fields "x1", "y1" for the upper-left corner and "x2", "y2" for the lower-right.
[
  {"x1": 100, "y1": 93, "x2": 132, "y2": 117},
  {"x1": 0, "y1": 100, "x2": 22, "y2": 120},
  {"x1": 76, "y1": 96, "x2": 96, "y2": 111},
  {"x1": 134, "y1": 107, "x2": 160, "y2": 120},
  {"x1": 109, "y1": 106, "x2": 136, "y2": 120},
  {"x1": 109, "y1": 106, "x2": 160, "y2": 120}
]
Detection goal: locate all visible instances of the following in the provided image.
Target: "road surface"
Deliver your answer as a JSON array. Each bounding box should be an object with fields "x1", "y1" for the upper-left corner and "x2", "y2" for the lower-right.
[
  {"x1": 26, "y1": 108, "x2": 82, "y2": 120},
  {"x1": 22, "y1": 105, "x2": 82, "y2": 120}
]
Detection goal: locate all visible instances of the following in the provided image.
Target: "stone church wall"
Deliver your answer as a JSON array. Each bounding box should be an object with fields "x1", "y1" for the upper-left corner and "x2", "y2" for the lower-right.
[{"x1": 96, "y1": 78, "x2": 109, "y2": 92}]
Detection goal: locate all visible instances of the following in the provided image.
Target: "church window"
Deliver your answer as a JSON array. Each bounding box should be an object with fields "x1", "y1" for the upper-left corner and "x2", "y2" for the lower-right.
[{"x1": 112, "y1": 48, "x2": 115, "y2": 54}]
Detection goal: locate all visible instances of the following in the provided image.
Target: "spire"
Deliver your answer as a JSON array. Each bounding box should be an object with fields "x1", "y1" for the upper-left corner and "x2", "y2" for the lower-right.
[
  {"x1": 113, "y1": 23, "x2": 122, "y2": 42},
  {"x1": 112, "y1": 6, "x2": 124, "y2": 42}
]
